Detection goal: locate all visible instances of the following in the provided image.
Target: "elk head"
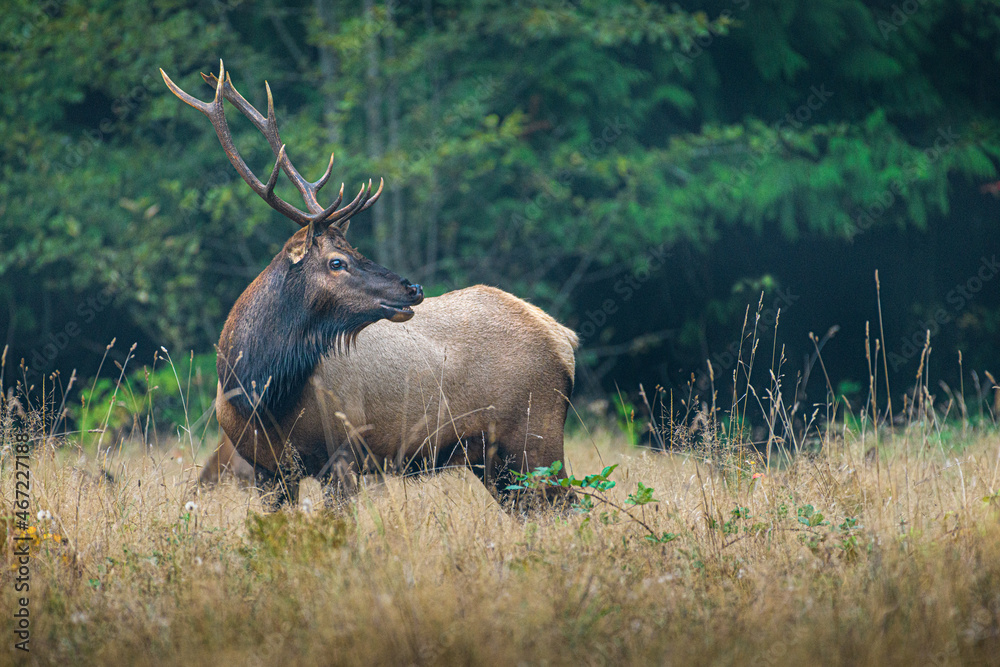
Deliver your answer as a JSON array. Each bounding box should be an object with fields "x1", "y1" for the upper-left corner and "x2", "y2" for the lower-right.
[{"x1": 161, "y1": 61, "x2": 423, "y2": 419}]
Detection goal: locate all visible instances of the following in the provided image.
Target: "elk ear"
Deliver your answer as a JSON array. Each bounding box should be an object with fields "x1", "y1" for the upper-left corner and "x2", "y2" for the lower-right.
[
  {"x1": 334, "y1": 217, "x2": 351, "y2": 236},
  {"x1": 286, "y1": 221, "x2": 325, "y2": 264},
  {"x1": 286, "y1": 238, "x2": 308, "y2": 264},
  {"x1": 286, "y1": 226, "x2": 313, "y2": 265}
]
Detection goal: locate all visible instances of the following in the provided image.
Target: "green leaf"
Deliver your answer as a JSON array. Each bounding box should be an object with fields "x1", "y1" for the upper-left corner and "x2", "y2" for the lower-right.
[
  {"x1": 626, "y1": 482, "x2": 659, "y2": 506},
  {"x1": 644, "y1": 532, "x2": 678, "y2": 544}
]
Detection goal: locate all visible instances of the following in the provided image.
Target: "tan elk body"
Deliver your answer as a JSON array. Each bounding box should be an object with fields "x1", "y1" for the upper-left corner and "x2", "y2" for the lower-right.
[{"x1": 163, "y1": 62, "x2": 577, "y2": 504}]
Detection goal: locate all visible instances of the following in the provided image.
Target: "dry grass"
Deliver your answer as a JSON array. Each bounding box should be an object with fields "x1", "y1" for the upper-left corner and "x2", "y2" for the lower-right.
[
  {"x1": 2, "y1": 417, "x2": 1000, "y2": 666},
  {"x1": 4, "y1": 296, "x2": 1000, "y2": 665}
]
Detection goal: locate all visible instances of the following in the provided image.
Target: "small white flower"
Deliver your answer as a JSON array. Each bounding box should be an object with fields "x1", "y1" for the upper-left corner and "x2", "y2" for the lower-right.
[
  {"x1": 193, "y1": 556, "x2": 203, "y2": 566},
  {"x1": 184, "y1": 501, "x2": 198, "y2": 513},
  {"x1": 36, "y1": 509, "x2": 52, "y2": 522},
  {"x1": 70, "y1": 612, "x2": 89, "y2": 625}
]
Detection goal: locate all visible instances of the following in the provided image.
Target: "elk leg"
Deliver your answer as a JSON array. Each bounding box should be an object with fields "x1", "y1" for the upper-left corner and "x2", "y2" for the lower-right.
[
  {"x1": 464, "y1": 440, "x2": 566, "y2": 509},
  {"x1": 252, "y1": 464, "x2": 300, "y2": 510},
  {"x1": 198, "y1": 435, "x2": 255, "y2": 485},
  {"x1": 317, "y1": 446, "x2": 362, "y2": 506},
  {"x1": 458, "y1": 435, "x2": 514, "y2": 505},
  {"x1": 492, "y1": 427, "x2": 575, "y2": 510}
]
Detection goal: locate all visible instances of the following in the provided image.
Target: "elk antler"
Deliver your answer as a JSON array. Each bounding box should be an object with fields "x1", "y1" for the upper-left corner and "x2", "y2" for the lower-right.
[{"x1": 160, "y1": 60, "x2": 382, "y2": 236}]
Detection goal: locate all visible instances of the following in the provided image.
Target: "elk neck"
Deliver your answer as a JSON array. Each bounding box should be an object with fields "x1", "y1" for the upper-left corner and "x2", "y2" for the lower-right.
[{"x1": 216, "y1": 255, "x2": 363, "y2": 422}]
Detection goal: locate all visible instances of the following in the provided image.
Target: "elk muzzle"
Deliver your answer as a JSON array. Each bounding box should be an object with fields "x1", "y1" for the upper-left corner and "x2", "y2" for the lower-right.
[{"x1": 380, "y1": 280, "x2": 423, "y2": 322}]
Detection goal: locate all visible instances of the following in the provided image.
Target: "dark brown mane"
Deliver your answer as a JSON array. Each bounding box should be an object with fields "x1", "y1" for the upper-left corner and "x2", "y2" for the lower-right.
[{"x1": 216, "y1": 247, "x2": 375, "y2": 421}]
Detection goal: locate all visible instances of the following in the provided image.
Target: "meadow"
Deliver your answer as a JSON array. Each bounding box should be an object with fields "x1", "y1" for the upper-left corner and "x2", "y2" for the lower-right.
[
  {"x1": 3, "y1": 378, "x2": 1000, "y2": 665},
  {"x1": 4, "y1": 2, "x2": 999, "y2": 664}
]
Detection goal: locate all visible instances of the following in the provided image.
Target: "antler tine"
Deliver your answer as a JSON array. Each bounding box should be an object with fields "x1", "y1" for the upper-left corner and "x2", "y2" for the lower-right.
[
  {"x1": 201, "y1": 72, "x2": 334, "y2": 216},
  {"x1": 310, "y1": 183, "x2": 347, "y2": 226},
  {"x1": 324, "y1": 181, "x2": 374, "y2": 225},
  {"x1": 161, "y1": 67, "x2": 215, "y2": 115},
  {"x1": 314, "y1": 152, "x2": 336, "y2": 191},
  {"x1": 163, "y1": 60, "x2": 314, "y2": 226},
  {"x1": 357, "y1": 178, "x2": 384, "y2": 213},
  {"x1": 264, "y1": 146, "x2": 286, "y2": 198},
  {"x1": 309, "y1": 176, "x2": 383, "y2": 230}
]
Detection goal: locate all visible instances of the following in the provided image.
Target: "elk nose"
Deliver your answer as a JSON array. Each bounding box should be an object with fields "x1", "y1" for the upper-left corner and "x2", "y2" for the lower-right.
[{"x1": 406, "y1": 282, "x2": 424, "y2": 303}]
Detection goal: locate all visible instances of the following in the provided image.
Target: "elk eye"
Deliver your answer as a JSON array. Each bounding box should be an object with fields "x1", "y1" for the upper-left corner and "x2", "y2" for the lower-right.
[{"x1": 328, "y1": 258, "x2": 345, "y2": 271}]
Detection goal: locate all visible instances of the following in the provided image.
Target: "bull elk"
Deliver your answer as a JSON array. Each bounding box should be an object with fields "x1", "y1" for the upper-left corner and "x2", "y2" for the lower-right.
[{"x1": 161, "y1": 61, "x2": 578, "y2": 506}]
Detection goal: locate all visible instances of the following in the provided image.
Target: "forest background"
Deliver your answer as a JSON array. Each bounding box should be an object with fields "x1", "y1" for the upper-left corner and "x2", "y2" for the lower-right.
[{"x1": 2, "y1": 0, "x2": 999, "y2": 418}]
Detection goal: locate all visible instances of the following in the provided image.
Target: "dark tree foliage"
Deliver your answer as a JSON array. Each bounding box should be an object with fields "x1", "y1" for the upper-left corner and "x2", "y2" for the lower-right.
[{"x1": 2, "y1": 0, "x2": 999, "y2": 407}]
